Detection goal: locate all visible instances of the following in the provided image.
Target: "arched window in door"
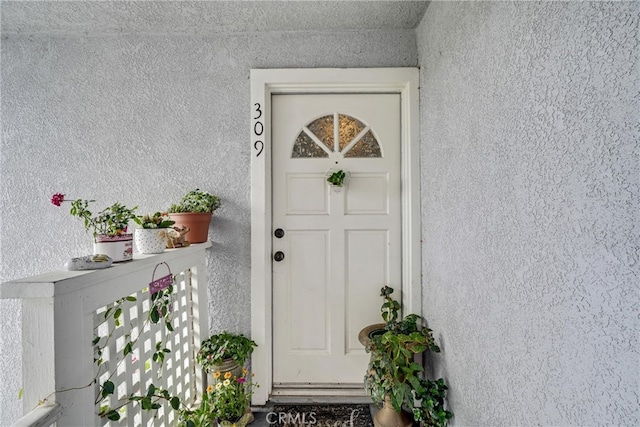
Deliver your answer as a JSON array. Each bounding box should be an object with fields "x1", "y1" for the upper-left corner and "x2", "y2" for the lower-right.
[{"x1": 292, "y1": 113, "x2": 382, "y2": 158}]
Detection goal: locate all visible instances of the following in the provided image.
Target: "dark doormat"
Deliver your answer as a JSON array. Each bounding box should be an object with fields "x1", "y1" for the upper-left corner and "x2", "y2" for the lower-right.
[{"x1": 271, "y1": 404, "x2": 373, "y2": 427}]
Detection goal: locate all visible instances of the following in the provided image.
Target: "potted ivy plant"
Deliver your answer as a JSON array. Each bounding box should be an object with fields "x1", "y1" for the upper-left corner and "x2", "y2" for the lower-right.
[
  {"x1": 51, "y1": 193, "x2": 138, "y2": 262},
  {"x1": 168, "y1": 189, "x2": 221, "y2": 243},
  {"x1": 326, "y1": 169, "x2": 350, "y2": 190},
  {"x1": 361, "y1": 286, "x2": 453, "y2": 427},
  {"x1": 196, "y1": 332, "x2": 257, "y2": 381},
  {"x1": 133, "y1": 212, "x2": 175, "y2": 254}
]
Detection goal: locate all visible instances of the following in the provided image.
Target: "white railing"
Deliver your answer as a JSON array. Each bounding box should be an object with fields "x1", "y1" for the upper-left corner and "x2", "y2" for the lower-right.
[
  {"x1": 1, "y1": 243, "x2": 211, "y2": 426},
  {"x1": 12, "y1": 403, "x2": 61, "y2": 427}
]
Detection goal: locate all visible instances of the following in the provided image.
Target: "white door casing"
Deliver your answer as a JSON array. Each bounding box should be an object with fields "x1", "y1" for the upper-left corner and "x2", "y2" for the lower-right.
[
  {"x1": 250, "y1": 68, "x2": 420, "y2": 405},
  {"x1": 271, "y1": 94, "x2": 401, "y2": 386}
]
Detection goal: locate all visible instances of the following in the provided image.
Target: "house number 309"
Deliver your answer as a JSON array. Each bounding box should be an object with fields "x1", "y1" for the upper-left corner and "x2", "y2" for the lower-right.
[{"x1": 253, "y1": 103, "x2": 264, "y2": 157}]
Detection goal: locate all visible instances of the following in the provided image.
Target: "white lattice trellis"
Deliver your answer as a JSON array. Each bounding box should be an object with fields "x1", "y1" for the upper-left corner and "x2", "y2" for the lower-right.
[
  {"x1": 2, "y1": 243, "x2": 211, "y2": 426},
  {"x1": 95, "y1": 269, "x2": 199, "y2": 427}
]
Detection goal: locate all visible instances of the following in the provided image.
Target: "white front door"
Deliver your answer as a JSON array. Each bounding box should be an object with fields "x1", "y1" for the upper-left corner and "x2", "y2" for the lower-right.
[{"x1": 271, "y1": 94, "x2": 401, "y2": 388}]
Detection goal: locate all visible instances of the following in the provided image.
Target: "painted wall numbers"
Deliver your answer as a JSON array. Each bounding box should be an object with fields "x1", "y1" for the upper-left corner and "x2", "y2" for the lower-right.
[
  {"x1": 253, "y1": 102, "x2": 262, "y2": 120},
  {"x1": 253, "y1": 103, "x2": 264, "y2": 157},
  {"x1": 254, "y1": 121, "x2": 263, "y2": 136},
  {"x1": 254, "y1": 141, "x2": 264, "y2": 158}
]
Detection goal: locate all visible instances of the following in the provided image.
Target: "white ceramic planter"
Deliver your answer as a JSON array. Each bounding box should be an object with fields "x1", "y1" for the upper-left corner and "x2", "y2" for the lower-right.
[
  {"x1": 93, "y1": 234, "x2": 133, "y2": 263},
  {"x1": 134, "y1": 228, "x2": 169, "y2": 254}
]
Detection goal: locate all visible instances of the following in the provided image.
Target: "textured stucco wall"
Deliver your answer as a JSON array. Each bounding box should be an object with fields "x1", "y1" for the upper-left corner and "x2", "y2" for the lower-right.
[
  {"x1": 418, "y1": 1, "x2": 639, "y2": 425},
  {"x1": 0, "y1": 30, "x2": 417, "y2": 424}
]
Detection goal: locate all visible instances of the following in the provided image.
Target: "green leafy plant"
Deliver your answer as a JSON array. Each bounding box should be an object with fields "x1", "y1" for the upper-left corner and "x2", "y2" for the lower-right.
[
  {"x1": 180, "y1": 369, "x2": 256, "y2": 427},
  {"x1": 364, "y1": 286, "x2": 452, "y2": 427},
  {"x1": 179, "y1": 381, "x2": 217, "y2": 427},
  {"x1": 51, "y1": 193, "x2": 137, "y2": 241},
  {"x1": 134, "y1": 212, "x2": 176, "y2": 229},
  {"x1": 197, "y1": 332, "x2": 257, "y2": 371},
  {"x1": 94, "y1": 282, "x2": 181, "y2": 421},
  {"x1": 412, "y1": 378, "x2": 453, "y2": 427},
  {"x1": 56, "y1": 280, "x2": 252, "y2": 424},
  {"x1": 168, "y1": 189, "x2": 221, "y2": 213},
  {"x1": 327, "y1": 170, "x2": 347, "y2": 187}
]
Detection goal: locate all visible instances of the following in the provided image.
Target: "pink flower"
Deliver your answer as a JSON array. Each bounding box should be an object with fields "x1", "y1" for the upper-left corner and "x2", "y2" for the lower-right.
[
  {"x1": 51, "y1": 193, "x2": 65, "y2": 206},
  {"x1": 237, "y1": 377, "x2": 246, "y2": 383}
]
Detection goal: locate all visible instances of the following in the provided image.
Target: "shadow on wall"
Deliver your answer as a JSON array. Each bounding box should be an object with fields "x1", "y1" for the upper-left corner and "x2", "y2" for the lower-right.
[{"x1": 205, "y1": 197, "x2": 252, "y2": 335}]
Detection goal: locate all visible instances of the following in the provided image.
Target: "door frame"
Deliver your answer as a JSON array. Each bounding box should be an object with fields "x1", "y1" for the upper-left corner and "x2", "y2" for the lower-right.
[{"x1": 250, "y1": 68, "x2": 420, "y2": 405}]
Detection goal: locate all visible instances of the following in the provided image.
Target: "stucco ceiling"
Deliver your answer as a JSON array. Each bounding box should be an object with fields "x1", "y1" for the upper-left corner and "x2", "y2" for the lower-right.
[{"x1": 1, "y1": 1, "x2": 430, "y2": 35}]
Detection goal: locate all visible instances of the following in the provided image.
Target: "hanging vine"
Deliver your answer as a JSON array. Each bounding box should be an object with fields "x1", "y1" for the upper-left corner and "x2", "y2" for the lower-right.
[{"x1": 94, "y1": 262, "x2": 183, "y2": 421}]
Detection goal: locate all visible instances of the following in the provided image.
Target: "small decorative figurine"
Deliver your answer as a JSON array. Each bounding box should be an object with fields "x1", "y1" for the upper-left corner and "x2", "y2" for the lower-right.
[
  {"x1": 166, "y1": 226, "x2": 191, "y2": 248},
  {"x1": 64, "y1": 254, "x2": 113, "y2": 271}
]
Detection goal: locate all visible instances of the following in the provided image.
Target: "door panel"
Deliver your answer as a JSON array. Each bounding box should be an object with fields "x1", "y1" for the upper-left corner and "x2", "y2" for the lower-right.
[
  {"x1": 272, "y1": 93, "x2": 400, "y2": 387},
  {"x1": 288, "y1": 230, "x2": 329, "y2": 351},
  {"x1": 286, "y1": 174, "x2": 329, "y2": 215},
  {"x1": 346, "y1": 173, "x2": 389, "y2": 215},
  {"x1": 345, "y1": 229, "x2": 389, "y2": 354}
]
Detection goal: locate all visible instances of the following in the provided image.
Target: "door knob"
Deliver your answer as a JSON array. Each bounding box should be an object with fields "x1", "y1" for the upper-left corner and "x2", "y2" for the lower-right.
[
  {"x1": 273, "y1": 251, "x2": 285, "y2": 262},
  {"x1": 274, "y1": 228, "x2": 285, "y2": 238}
]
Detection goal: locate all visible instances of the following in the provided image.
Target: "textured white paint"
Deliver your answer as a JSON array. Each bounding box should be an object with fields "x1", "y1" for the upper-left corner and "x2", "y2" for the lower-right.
[
  {"x1": 0, "y1": 14, "x2": 418, "y2": 425},
  {"x1": 418, "y1": 2, "x2": 639, "y2": 425},
  {"x1": 3, "y1": 0, "x2": 638, "y2": 424},
  {"x1": 1, "y1": 1, "x2": 429, "y2": 34}
]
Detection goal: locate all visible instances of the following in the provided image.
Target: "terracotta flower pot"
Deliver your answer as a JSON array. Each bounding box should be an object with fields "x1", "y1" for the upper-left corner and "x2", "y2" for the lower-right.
[{"x1": 168, "y1": 212, "x2": 212, "y2": 243}]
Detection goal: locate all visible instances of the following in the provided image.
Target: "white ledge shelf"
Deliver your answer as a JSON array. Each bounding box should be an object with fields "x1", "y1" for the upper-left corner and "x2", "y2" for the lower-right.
[{"x1": 0, "y1": 242, "x2": 212, "y2": 299}]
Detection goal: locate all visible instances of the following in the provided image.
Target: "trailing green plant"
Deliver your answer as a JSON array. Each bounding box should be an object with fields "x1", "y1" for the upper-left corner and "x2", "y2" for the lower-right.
[
  {"x1": 196, "y1": 332, "x2": 257, "y2": 371},
  {"x1": 32, "y1": 283, "x2": 183, "y2": 422},
  {"x1": 327, "y1": 170, "x2": 347, "y2": 187},
  {"x1": 43, "y1": 280, "x2": 255, "y2": 424},
  {"x1": 168, "y1": 189, "x2": 221, "y2": 213},
  {"x1": 364, "y1": 286, "x2": 453, "y2": 427},
  {"x1": 34, "y1": 277, "x2": 259, "y2": 424},
  {"x1": 412, "y1": 378, "x2": 453, "y2": 427},
  {"x1": 94, "y1": 282, "x2": 182, "y2": 421}
]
